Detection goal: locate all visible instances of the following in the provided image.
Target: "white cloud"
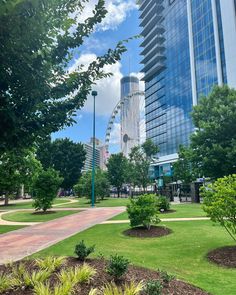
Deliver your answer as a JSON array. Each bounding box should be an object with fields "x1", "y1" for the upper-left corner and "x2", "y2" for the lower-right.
[
  {"x1": 69, "y1": 53, "x2": 123, "y2": 116},
  {"x1": 77, "y1": 0, "x2": 137, "y2": 31}
]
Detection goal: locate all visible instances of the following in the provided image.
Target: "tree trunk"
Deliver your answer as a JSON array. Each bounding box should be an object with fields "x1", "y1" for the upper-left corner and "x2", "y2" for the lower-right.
[
  {"x1": 117, "y1": 188, "x2": 120, "y2": 198},
  {"x1": 4, "y1": 194, "x2": 9, "y2": 206}
]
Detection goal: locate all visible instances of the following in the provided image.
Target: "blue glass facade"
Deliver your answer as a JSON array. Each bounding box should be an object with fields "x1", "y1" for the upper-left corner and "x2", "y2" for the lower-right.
[
  {"x1": 145, "y1": 0, "x2": 193, "y2": 157},
  {"x1": 139, "y1": 0, "x2": 230, "y2": 162},
  {"x1": 191, "y1": 0, "x2": 218, "y2": 97}
]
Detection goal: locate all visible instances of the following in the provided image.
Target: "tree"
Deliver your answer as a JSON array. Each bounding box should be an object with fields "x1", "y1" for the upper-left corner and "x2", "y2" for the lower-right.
[
  {"x1": 0, "y1": 0, "x2": 128, "y2": 153},
  {"x1": 189, "y1": 86, "x2": 236, "y2": 178},
  {"x1": 74, "y1": 169, "x2": 110, "y2": 202},
  {"x1": 0, "y1": 149, "x2": 42, "y2": 205},
  {"x1": 173, "y1": 145, "x2": 196, "y2": 184},
  {"x1": 33, "y1": 168, "x2": 63, "y2": 212},
  {"x1": 129, "y1": 140, "x2": 159, "y2": 191},
  {"x1": 107, "y1": 153, "x2": 128, "y2": 198},
  {"x1": 201, "y1": 175, "x2": 236, "y2": 242},
  {"x1": 37, "y1": 138, "x2": 86, "y2": 190},
  {"x1": 127, "y1": 194, "x2": 160, "y2": 230}
]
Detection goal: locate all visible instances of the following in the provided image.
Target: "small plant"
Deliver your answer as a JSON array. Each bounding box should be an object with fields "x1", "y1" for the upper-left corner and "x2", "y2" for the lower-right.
[
  {"x1": 103, "y1": 281, "x2": 144, "y2": 295},
  {"x1": 106, "y1": 254, "x2": 129, "y2": 280},
  {"x1": 157, "y1": 195, "x2": 170, "y2": 212},
  {"x1": 58, "y1": 264, "x2": 96, "y2": 285},
  {"x1": 144, "y1": 279, "x2": 163, "y2": 295},
  {"x1": 23, "y1": 269, "x2": 52, "y2": 287},
  {"x1": 34, "y1": 282, "x2": 51, "y2": 295},
  {"x1": 123, "y1": 281, "x2": 144, "y2": 295},
  {"x1": 159, "y1": 269, "x2": 175, "y2": 285},
  {"x1": 74, "y1": 240, "x2": 95, "y2": 261},
  {"x1": 89, "y1": 289, "x2": 99, "y2": 295},
  {"x1": 35, "y1": 256, "x2": 66, "y2": 272},
  {"x1": 127, "y1": 194, "x2": 160, "y2": 230},
  {"x1": 0, "y1": 272, "x2": 13, "y2": 292}
]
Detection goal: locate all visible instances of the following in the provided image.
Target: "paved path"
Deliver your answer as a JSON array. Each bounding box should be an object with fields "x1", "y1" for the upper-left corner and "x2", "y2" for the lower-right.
[
  {"x1": 0, "y1": 207, "x2": 124, "y2": 264},
  {"x1": 101, "y1": 217, "x2": 210, "y2": 224}
]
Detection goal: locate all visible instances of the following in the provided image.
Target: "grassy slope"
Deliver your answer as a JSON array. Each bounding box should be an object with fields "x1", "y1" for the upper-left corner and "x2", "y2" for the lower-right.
[
  {"x1": 111, "y1": 203, "x2": 207, "y2": 220},
  {"x1": 0, "y1": 198, "x2": 70, "y2": 210},
  {"x1": 32, "y1": 221, "x2": 236, "y2": 295},
  {"x1": 0, "y1": 225, "x2": 25, "y2": 234},
  {"x1": 2, "y1": 210, "x2": 81, "y2": 222},
  {"x1": 57, "y1": 197, "x2": 130, "y2": 208}
]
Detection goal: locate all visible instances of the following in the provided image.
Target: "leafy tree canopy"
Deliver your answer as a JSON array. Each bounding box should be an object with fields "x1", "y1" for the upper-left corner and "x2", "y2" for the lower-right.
[
  {"x1": 0, "y1": 149, "x2": 42, "y2": 205},
  {"x1": 107, "y1": 153, "x2": 129, "y2": 197},
  {"x1": 74, "y1": 169, "x2": 110, "y2": 202},
  {"x1": 201, "y1": 174, "x2": 236, "y2": 242},
  {"x1": 33, "y1": 168, "x2": 63, "y2": 212},
  {"x1": 37, "y1": 137, "x2": 86, "y2": 190},
  {"x1": 129, "y1": 140, "x2": 159, "y2": 190},
  {"x1": 174, "y1": 86, "x2": 236, "y2": 180},
  {"x1": 0, "y1": 0, "x2": 127, "y2": 152}
]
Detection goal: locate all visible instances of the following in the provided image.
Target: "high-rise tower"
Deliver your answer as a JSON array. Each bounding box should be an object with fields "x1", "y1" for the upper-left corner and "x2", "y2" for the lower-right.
[
  {"x1": 120, "y1": 76, "x2": 140, "y2": 157},
  {"x1": 139, "y1": 0, "x2": 236, "y2": 174}
]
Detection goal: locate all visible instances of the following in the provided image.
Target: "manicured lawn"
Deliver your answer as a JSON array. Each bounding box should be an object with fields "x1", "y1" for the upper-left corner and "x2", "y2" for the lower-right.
[
  {"x1": 0, "y1": 198, "x2": 70, "y2": 210},
  {"x1": 32, "y1": 220, "x2": 236, "y2": 295},
  {"x1": 2, "y1": 210, "x2": 81, "y2": 222},
  {"x1": 111, "y1": 203, "x2": 207, "y2": 220},
  {"x1": 0, "y1": 225, "x2": 26, "y2": 234},
  {"x1": 58, "y1": 197, "x2": 130, "y2": 208}
]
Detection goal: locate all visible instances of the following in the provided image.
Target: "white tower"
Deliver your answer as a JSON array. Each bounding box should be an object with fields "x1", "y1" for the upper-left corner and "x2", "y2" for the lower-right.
[{"x1": 120, "y1": 76, "x2": 140, "y2": 157}]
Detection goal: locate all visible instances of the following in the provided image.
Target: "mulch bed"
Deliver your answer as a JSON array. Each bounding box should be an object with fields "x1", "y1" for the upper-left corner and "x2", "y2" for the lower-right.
[
  {"x1": 123, "y1": 225, "x2": 172, "y2": 238},
  {"x1": 31, "y1": 211, "x2": 57, "y2": 215},
  {"x1": 0, "y1": 258, "x2": 210, "y2": 295},
  {"x1": 207, "y1": 246, "x2": 236, "y2": 268}
]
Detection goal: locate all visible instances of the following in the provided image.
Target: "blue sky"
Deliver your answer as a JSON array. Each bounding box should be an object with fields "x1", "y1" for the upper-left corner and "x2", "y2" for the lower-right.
[{"x1": 53, "y1": 1, "x2": 142, "y2": 152}]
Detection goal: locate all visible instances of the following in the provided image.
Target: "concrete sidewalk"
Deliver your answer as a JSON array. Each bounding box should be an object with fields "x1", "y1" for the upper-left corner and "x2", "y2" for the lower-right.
[
  {"x1": 0, "y1": 207, "x2": 124, "y2": 264},
  {"x1": 101, "y1": 217, "x2": 210, "y2": 224}
]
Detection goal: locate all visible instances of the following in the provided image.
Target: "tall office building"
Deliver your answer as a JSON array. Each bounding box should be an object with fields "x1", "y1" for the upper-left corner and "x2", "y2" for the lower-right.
[
  {"x1": 139, "y1": 0, "x2": 236, "y2": 176},
  {"x1": 120, "y1": 76, "x2": 140, "y2": 157}
]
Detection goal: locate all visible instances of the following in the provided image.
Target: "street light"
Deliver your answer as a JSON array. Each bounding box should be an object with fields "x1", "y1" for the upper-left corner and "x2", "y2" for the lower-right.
[{"x1": 91, "y1": 90, "x2": 98, "y2": 208}]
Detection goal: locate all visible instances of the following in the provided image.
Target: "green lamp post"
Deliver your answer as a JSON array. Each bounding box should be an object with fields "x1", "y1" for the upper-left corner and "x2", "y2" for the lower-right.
[{"x1": 91, "y1": 90, "x2": 97, "y2": 207}]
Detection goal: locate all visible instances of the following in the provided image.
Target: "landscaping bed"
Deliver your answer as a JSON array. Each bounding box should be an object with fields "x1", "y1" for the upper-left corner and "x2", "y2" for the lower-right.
[
  {"x1": 207, "y1": 246, "x2": 236, "y2": 268},
  {"x1": 123, "y1": 225, "x2": 172, "y2": 238},
  {"x1": 0, "y1": 258, "x2": 210, "y2": 295}
]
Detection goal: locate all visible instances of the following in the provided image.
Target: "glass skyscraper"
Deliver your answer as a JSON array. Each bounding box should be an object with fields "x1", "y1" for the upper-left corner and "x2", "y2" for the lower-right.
[{"x1": 139, "y1": 0, "x2": 236, "y2": 175}]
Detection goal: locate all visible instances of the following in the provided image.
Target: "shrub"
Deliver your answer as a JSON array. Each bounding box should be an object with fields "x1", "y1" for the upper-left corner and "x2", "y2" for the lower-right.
[
  {"x1": 157, "y1": 195, "x2": 170, "y2": 212},
  {"x1": 74, "y1": 240, "x2": 95, "y2": 261},
  {"x1": 201, "y1": 174, "x2": 236, "y2": 242},
  {"x1": 127, "y1": 194, "x2": 160, "y2": 230},
  {"x1": 159, "y1": 269, "x2": 175, "y2": 285},
  {"x1": 106, "y1": 254, "x2": 129, "y2": 280},
  {"x1": 33, "y1": 168, "x2": 63, "y2": 212},
  {"x1": 144, "y1": 280, "x2": 163, "y2": 295}
]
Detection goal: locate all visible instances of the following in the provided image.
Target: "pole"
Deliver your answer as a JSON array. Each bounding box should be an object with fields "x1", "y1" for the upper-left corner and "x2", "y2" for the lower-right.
[{"x1": 91, "y1": 91, "x2": 97, "y2": 207}]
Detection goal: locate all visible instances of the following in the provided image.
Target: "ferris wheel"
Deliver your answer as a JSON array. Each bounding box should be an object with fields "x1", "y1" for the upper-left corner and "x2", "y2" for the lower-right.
[{"x1": 105, "y1": 91, "x2": 146, "y2": 155}]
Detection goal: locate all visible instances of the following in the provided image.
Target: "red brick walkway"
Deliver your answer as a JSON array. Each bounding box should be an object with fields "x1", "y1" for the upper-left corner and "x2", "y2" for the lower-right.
[{"x1": 0, "y1": 207, "x2": 124, "y2": 264}]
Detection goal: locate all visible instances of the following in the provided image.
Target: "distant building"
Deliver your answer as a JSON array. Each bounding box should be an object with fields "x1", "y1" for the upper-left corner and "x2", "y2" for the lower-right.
[
  {"x1": 120, "y1": 76, "x2": 140, "y2": 157},
  {"x1": 83, "y1": 138, "x2": 107, "y2": 172},
  {"x1": 139, "y1": 0, "x2": 236, "y2": 177}
]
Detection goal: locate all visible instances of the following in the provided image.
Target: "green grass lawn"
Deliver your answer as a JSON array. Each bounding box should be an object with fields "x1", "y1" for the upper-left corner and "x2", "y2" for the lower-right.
[
  {"x1": 0, "y1": 198, "x2": 70, "y2": 210},
  {"x1": 0, "y1": 225, "x2": 26, "y2": 234},
  {"x1": 2, "y1": 210, "x2": 81, "y2": 222},
  {"x1": 111, "y1": 203, "x2": 207, "y2": 220},
  {"x1": 58, "y1": 197, "x2": 130, "y2": 208},
  {"x1": 32, "y1": 220, "x2": 236, "y2": 295}
]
